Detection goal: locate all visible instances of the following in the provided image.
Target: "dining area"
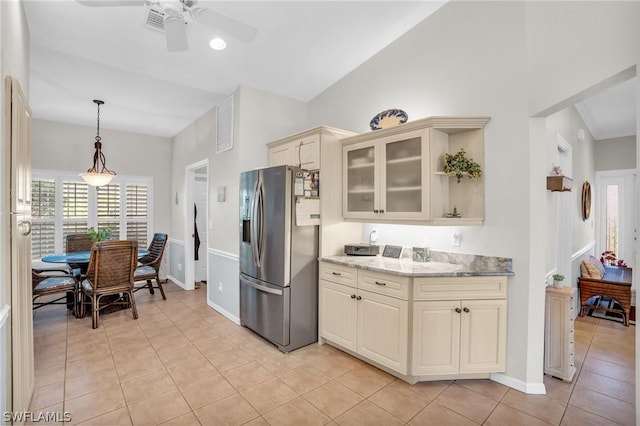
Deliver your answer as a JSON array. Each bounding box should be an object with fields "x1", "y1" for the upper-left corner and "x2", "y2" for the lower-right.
[{"x1": 32, "y1": 232, "x2": 168, "y2": 328}]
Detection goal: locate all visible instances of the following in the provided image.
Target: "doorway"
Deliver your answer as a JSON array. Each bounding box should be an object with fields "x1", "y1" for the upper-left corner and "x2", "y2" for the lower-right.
[
  {"x1": 596, "y1": 169, "x2": 637, "y2": 282},
  {"x1": 184, "y1": 160, "x2": 209, "y2": 291}
]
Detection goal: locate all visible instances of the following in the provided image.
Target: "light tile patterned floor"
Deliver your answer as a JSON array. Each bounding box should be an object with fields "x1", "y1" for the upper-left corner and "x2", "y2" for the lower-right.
[{"x1": 30, "y1": 281, "x2": 636, "y2": 425}]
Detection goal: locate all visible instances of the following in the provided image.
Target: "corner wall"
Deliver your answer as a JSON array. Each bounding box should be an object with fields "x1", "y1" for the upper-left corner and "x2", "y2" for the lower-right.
[{"x1": 170, "y1": 85, "x2": 308, "y2": 321}]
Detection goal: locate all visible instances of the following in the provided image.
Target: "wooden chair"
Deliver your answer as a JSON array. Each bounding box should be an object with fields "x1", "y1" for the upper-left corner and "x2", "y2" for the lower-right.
[
  {"x1": 32, "y1": 269, "x2": 78, "y2": 317},
  {"x1": 134, "y1": 233, "x2": 168, "y2": 300},
  {"x1": 79, "y1": 240, "x2": 139, "y2": 329},
  {"x1": 64, "y1": 233, "x2": 94, "y2": 275}
]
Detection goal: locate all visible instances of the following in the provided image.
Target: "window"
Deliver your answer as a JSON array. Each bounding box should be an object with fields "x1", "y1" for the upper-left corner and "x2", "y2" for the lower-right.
[
  {"x1": 31, "y1": 171, "x2": 153, "y2": 259},
  {"x1": 605, "y1": 184, "x2": 619, "y2": 255},
  {"x1": 31, "y1": 179, "x2": 56, "y2": 259}
]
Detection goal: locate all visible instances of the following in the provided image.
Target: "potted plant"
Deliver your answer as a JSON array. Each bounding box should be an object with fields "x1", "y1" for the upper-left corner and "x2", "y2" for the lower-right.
[
  {"x1": 552, "y1": 273, "x2": 565, "y2": 288},
  {"x1": 87, "y1": 227, "x2": 113, "y2": 242},
  {"x1": 443, "y1": 148, "x2": 483, "y2": 183}
]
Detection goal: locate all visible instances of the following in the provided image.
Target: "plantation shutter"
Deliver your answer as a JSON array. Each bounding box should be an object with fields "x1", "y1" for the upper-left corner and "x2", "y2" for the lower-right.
[
  {"x1": 31, "y1": 179, "x2": 56, "y2": 258},
  {"x1": 126, "y1": 184, "x2": 148, "y2": 247},
  {"x1": 96, "y1": 183, "x2": 121, "y2": 239},
  {"x1": 62, "y1": 181, "x2": 89, "y2": 237}
]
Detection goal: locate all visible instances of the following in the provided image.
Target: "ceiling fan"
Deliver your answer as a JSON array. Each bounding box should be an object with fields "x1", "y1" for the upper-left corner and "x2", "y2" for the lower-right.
[{"x1": 76, "y1": 0, "x2": 257, "y2": 52}]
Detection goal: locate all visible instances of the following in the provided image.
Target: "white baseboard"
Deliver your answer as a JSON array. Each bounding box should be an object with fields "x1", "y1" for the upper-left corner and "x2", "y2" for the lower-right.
[
  {"x1": 490, "y1": 373, "x2": 546, "y2": 394},
  {"x1": 208, "y1": 300, "x2": 240, "y2": 325},
  {"x1": 166, "y1": 275, "x2": 186, "y2": 290}
]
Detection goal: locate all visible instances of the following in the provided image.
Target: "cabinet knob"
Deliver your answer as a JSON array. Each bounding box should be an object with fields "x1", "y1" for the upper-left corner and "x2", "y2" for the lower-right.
[
  {"x1": 463, "y1": 307, "x2": 470, "y2": 313},
  {"x1": 332, "y1": 272, "x2": 342, "y2": 276},
  {"x1": 356, "y1": 295, "x2": 362, "y2": 301},
  {"x1": 373, "y1": 209, "x2": 379, "y2": 213},
  {"x1": 379, "y1": 209, "x2": 385, "y2": 213},
  {"x1": 374, "y1": 281, "x2": 386, "y2": 286},
  {"x1": 455, "y1": 307, "x2": 462, "y2": 313},
  {"x1": 350, "y1": 294, "x2": 356, "y2": 299}
]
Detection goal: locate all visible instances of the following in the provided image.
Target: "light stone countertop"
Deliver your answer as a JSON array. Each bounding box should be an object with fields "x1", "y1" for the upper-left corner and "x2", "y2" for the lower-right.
[{"x1": 321, "y1": 251, "x2": 514, "y2": 278}]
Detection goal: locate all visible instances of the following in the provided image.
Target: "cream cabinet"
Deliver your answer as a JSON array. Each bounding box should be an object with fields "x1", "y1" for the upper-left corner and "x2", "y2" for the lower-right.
[
  {"x1": 544, "y1": 286, "x2": 577, "y2": 382},
  {"x1": 343, "y1": 129, "x2": 429, "y2": 221},
  {"x1": 319, "y1": 263, "x2": 409, "y2": 374},
  {"x1": 411, "y1": 277, "x2": 507, "y2": 377},
  {"x1": 341, "y1": 116, "x2": 489, "y2": 225},
  {"x1": 268, "y1": 130, "x2": 333, "y2": 170}
]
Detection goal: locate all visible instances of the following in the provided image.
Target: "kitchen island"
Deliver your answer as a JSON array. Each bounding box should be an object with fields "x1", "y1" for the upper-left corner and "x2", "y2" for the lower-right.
[{"x1": 318, "y1": 252, "x2": 513, "y2": 384}]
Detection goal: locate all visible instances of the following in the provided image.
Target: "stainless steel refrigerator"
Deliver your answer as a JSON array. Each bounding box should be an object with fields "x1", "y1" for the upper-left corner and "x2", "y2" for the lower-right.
[{"x1": 239, "y1": 165, "x2": 319, "y2": 353}]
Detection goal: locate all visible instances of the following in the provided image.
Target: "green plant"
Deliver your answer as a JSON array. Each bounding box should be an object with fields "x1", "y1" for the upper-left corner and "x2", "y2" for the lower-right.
[
  {"x1": 552, "y1": 274, "x2": 565, "y2": 281},
  {"x1": 87, "y1": 227, "x2": 112, "y2": 242},
  {"x1": 443, "y1": 148, "x2": 483, "y2": 183}
]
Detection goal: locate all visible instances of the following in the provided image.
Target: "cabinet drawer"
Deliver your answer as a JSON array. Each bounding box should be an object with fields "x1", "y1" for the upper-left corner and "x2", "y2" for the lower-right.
[
  {"x1": 413, "y1": 276, "x2": 507, "y2": 300},
  {"x1": 358, "y1": 270, "x2": 410, "y2": 300},
  {"x1": 320, "y1": 262, "x2": 357, "y2": 287}
]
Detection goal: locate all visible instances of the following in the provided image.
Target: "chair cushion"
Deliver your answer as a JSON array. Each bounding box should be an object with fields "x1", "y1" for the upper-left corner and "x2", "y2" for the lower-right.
[
  {"x1": 34, "y1": 276, "x2": 76, "y2": 291},
  {"x1": 134, "y1": 266, "x2": 157, "y2": 278},
  {"x1": 80, "y1": 279, "x2": 95, "y2": 293},
  {"x1": 588, "y1": 255, "x2": 606, "y2": 276}
]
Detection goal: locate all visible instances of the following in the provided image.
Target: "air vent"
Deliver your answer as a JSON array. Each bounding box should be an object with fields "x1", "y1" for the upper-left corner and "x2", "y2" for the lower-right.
[{"x1": 145, "y1": 5, "x2": 165, "y2": 32}]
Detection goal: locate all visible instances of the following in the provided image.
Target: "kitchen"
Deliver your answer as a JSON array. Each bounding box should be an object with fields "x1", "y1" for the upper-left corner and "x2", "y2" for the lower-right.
[{"x1": 5, "y1": 0, "x2": 638, "y2": 423}]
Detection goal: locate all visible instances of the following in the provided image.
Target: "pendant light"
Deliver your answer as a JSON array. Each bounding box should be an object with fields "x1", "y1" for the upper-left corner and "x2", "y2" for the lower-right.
[{"x1": 80, "y1": 99, "x2": 116, "y2": 186}]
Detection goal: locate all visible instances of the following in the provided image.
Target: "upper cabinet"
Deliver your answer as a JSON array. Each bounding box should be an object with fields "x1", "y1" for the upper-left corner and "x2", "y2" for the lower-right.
[
  {"x1": 268, "y1": 130, "x2": 330, "y2": 170},
  {"x1": 342, "y1": 117, "x2": 490, "y2": 225},
  {"x1": 343, "y1": 128, "x2": 429, "y2": 221}
]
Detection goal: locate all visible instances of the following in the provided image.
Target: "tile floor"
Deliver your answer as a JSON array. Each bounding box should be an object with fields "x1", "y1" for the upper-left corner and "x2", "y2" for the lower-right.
[{"x1": 30, "y1": 281, "x2": 636, "y2": 425}]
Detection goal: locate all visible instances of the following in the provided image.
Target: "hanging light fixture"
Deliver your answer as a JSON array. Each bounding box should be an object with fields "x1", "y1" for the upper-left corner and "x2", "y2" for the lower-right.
[{"x1": 80, "y1": 99, "x2": 116, "y2": 186}]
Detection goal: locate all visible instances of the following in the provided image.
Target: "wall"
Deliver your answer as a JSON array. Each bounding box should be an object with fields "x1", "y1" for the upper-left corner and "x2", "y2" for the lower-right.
[
  {"x1": 594, "y1": 135, "x2": 637, "y2": 171},
  {"x1": 31, "y1": 119, "x2": 172, "y2": 234},
  {"x1": 170, "y1": 85, "x2": 308, "y2": 321},
  {"x1": 308, "y1": 0, "x2": 639, "y2": 392},
  {"x1": 544, "y1": 106, "x2": 597, "y2": 276},
  {"x1": 0, "y1": 0, "x2": 30, "y2": 415}
]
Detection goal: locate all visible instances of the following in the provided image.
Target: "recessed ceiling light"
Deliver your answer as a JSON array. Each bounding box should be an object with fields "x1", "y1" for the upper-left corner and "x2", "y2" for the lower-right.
[{"x1": 209, "y1": 38, "x2": 227, "y2": 50}]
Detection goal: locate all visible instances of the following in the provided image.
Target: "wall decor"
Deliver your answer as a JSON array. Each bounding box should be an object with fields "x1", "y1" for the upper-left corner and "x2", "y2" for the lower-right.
[{"x1": 582, "y1": 181, "x2": 591, "y2": 220}]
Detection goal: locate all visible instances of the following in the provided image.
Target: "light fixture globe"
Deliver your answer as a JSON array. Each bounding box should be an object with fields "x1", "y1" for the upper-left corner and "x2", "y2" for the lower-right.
[{"x1": 80, "y1": 100, "x2": 116, "y2": 186}]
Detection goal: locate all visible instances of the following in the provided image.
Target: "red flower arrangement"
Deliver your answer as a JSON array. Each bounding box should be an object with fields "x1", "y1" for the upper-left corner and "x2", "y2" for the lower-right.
[{"x1": 600, "y1": 250, "x2": 628, "y2": 267}]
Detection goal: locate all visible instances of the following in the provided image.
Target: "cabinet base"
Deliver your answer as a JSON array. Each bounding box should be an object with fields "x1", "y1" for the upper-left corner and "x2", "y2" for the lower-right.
[{"x1": 322, "y1": 340, "x2": 497, "y2": 385}]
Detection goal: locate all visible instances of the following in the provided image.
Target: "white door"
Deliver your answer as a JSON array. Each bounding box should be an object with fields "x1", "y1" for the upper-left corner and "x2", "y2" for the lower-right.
[
  {"x1": 6, "y1": 76, "x2": 34, "y2": 413},
  {"x1": 184, "y1": 160, "x2": 208, "y2": 291},
  {"x1": 357, "y1": 290, "x2": 408, "y2": 374},
  {"x1": 319, "y1": 280, "x2": 357, "y2": 351},
  {"x1": 412, "y1": 300, "x2": 460, "y2": 375},
  {"x1": 596, "y1": 170, "x2": 636, "y2": 279},
  {"x1": 459, "y1": 299, "x2": 507, "y2": 374}
]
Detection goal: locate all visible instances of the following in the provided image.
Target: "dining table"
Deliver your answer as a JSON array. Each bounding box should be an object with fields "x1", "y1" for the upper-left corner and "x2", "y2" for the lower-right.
[
  {"x1": 41, "y1": 248, "x2": 150, "y2": 265},
  {"x1": 41, "y1": 248, "x2": 150, "y2": 318}
]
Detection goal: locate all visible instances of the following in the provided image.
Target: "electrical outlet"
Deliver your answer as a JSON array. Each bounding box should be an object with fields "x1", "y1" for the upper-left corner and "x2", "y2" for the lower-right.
[
  {"x1": 218, "y1": 282, "x2": 223, "y2": 292},
  {"x1": 451, "y1": 230, "x2": 461, "y2": 247},
  {"x1": 177, "y1": 263, "x2": 183, "y2": 271}
]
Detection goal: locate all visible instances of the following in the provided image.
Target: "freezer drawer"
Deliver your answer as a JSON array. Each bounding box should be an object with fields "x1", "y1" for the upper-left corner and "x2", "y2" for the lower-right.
[{"x1": 240, "y1": 273, "x2": 290, "y2": 347}]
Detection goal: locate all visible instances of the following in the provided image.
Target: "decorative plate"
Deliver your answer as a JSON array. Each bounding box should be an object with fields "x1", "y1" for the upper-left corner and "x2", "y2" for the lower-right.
[{"x1": 370, "y1": 109, "x2": 408, "y2": 130}]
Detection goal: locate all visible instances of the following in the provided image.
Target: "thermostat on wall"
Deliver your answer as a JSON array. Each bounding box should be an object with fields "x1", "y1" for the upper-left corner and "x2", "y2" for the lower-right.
[{"x1": 382, "y1": 245, "x2": 403, "y2": 259}]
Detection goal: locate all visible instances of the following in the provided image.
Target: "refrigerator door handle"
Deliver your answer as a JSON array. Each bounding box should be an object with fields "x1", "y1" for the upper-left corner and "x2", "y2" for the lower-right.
[
  {"x1": 242, "y1": 275, "x2": 284, "y2": 296},
  {"x1": 256, "y1": 180, "x2": 265, "y2": 266},
  {"x1": 250, "y1": 180, "x2": 260, "y2": 267}
]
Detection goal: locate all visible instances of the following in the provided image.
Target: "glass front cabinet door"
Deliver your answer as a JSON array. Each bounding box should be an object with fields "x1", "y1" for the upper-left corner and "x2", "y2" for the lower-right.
[{"x1": 343, "y1": 129, "x2": 429, "y2": 221}]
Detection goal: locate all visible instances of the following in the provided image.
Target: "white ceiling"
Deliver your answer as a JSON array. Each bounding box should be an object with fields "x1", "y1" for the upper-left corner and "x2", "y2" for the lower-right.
[
  {"x1": 23, "y1": 0, "x2": 447, "y2": 138},
  {"x1": 574, "y1": 77, "x2": 637, "y2": 141},
  {"x1": 23, "y1": 1, "x2": 637, "y2": 141}
]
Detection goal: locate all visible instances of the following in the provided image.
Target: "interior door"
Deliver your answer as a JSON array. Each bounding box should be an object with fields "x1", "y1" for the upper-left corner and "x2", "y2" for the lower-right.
[{"x1": 6, "y1": 76, "x2": 34, "y2": 413}]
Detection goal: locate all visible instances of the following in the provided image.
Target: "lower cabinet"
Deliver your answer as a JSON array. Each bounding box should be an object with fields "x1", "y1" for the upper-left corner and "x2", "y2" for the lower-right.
[
  {"x1": 319, "y1": 261, "x2": 508, "y2": 381},
  {"x1": 357, "y1": 289, "x2": 408, "y2": 374},
  {"x1": 319, "y1": 279, "x2": 409, "y2": 374},
  {"x1": 412, "y1": 299, "x2": 507, "y2": 376}
]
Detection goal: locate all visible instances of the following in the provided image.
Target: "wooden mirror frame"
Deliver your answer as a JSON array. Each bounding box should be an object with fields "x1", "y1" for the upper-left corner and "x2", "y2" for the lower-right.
[{"x1": 582, "y1": 181, "x2": 591, "y2": 220}]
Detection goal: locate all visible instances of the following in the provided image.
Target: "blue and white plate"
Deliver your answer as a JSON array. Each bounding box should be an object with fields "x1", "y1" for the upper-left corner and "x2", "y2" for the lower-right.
[{"x1": 370, "y1": 109, "x2": 408, "y2": 130}]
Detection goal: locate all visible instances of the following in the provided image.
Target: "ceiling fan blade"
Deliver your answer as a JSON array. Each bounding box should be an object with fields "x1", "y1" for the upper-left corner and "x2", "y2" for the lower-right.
[
  {"x1": 190, "y1": 7, "x2": 257, "y2": 43},
  {"x1": 164, "y1": 15, "x2": 188, "y2": 52},
  {"x1": 76, "y1": 0, "x2": 146, "y2": 6}
]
